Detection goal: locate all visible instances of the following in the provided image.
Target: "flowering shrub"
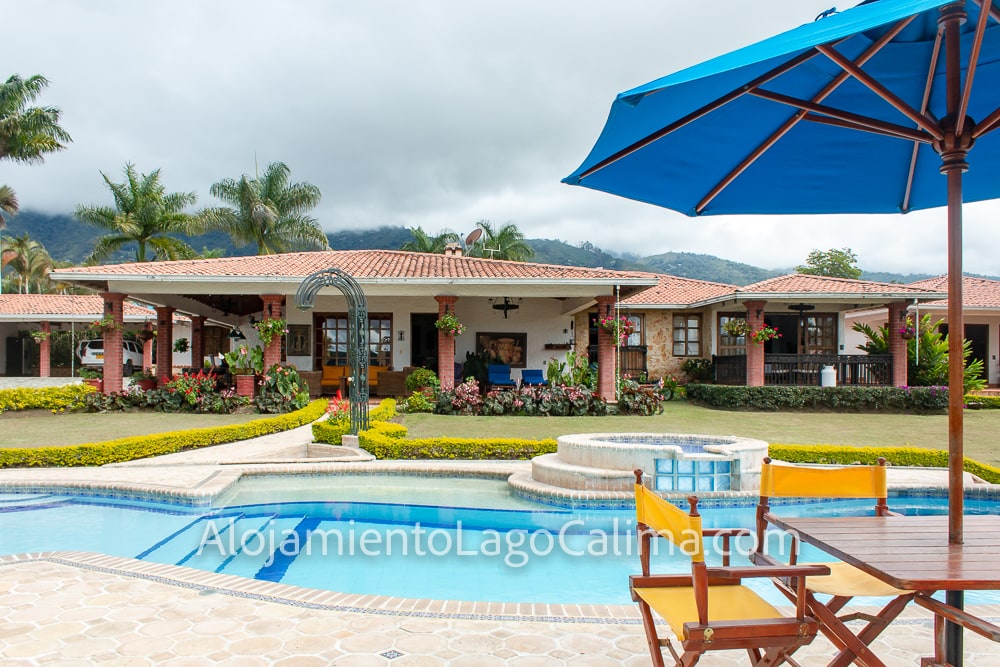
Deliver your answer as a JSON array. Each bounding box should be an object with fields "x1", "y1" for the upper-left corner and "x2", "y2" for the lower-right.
[
  {"x1": 437, "y1": 381, "x2": 613, "y2": 416},
  {"x1": 399, "y1": 389, "x2": 436, "y2": 413},
  {"x1": 253, "y1": 318, "x2": 288, "y2": 346},
  {"x1": 326, "y1": 391, "x2": 349, "y2": 418},
  {"x1": 750, "y1": 324, "x2": 781, "y2": 345},
  {"x1": 254, "y1": 364, "x2": 310, "y2": 413},
  {"x1": 434, "y1": 312, "x2": 466, "y2": 336},
  {"x1": 449, "y1": 377, "x2": 483, "y2": 413},
  {"x1": 597, "y1": 315, "x2": 635, "y2": 344},
  {"x1": 617, "y1": 377, "x2": 663, "y2": 416},
  {"x1": 165, "y1": 370, "x2": 218, "y2": 407}
]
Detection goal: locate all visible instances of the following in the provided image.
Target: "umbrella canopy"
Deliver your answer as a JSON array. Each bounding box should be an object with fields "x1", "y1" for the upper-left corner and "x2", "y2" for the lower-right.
[{"x1": 565, "y1": 2, "x2": 1000, "y2": 661}]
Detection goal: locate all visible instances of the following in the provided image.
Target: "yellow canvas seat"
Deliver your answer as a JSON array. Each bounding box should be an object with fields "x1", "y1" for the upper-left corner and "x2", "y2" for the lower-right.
[
  {"x1": 753, "y1": 458, "x2": 915, "y2": 667},
  {"x1": 630, "y1": 469, "x2": 826, "y2": 667}
]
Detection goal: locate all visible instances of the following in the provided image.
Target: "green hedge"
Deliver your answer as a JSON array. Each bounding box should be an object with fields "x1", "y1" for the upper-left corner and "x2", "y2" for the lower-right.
[
  {"x1": 359, "y1": 422, "x2": 557, "y2": 460},
  {"x1": 0, "y1": 384, "x2": 95, "y2": 413},
  {"x1": 966, "y1": 394, "x2": 1000, "y2": 409},
  {"x1": 0, "y1": 399, "x2": 328, "y2": 468},
  {"x1": 769, "y1": 443, "x2": 1000, "y2": 485},
  {"x1": 311, "y1": 399, "x2": 398, "y2": 444},
  {"x1": 686, "y1": 384, "x2": 948, "y2": 412}
]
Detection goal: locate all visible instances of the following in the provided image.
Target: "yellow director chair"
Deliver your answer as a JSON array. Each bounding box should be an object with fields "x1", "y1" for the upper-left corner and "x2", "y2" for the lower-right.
[
  {"x1": 752, "y1": 458, "x2": 915, "y2": 667},
  {"x1": 631, "y1": 469, "x2": 826, "y2": 667}
]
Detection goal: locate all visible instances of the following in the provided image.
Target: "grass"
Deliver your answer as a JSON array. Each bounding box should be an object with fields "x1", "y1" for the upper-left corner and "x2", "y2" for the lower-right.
[
  {"x1": 1, "y1": 409, "x2": 265, "y2": 449},
  {"x1": 401, "y1": 401, "x2": 1000, "y2": 467}
]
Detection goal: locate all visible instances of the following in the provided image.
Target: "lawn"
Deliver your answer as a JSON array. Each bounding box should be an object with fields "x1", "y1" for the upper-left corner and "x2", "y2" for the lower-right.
[
  {"x1": 401, "y1": 401, "x2": 1000, "y2": 467},
  {"x1": 1, "y1": 409, "x2": 265, "y2": 449}
]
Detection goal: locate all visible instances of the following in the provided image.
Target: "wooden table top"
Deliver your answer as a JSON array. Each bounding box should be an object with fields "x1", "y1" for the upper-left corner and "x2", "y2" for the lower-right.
[{"x1": 767, "y1": 514, "x2": 1000, "y2": 591}]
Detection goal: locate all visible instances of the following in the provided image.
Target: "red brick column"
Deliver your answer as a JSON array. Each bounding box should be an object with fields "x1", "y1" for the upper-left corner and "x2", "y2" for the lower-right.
[
  {"x1": 744, "y1": 300, "x2": 767, "y2": 387},
  {"x1": 191, "y1": 316, "x2": 206, "y2": 369},
  {"x1": 260, "y1": 295, "x2": 285, "y2": 370},
  {"x1": 888, "y1": 302, "x2": 909, "y2": 387},
  {"x1": 435, "y1": 295, "x2": 459, "y2": 391},
  {"x1": 142, "y1": 321, "x2": 155, "y2": 371},
  {"x1": 595, "y1": 296, "x2": 617, "y2": 401},
  {"x1": 100, "y1": 293, "x2": 127, "y2": 394},
  {"x1": 155, "y1": 306, "x2": 175, "y2": 384},
  {"x1": 38, "y1": 321, "x2": 52, "y2": 377}
]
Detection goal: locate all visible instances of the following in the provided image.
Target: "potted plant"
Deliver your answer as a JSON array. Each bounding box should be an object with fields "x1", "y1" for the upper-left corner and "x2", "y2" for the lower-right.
[
  {"x1": 79, "y1": 367, "x2": 103, "y2": 392},
  {"x1": 137, "y1": 329, "x2": 156, "y2": 343},
  {"x1": 29, "y1": 330, "x2": 51, "y2": 343},
  {"x1": 173, "y1": 337, "x2": 190, "y2": 353},
  {"x1": 223, "y1": 346, "x2": 265, "y2": 396},
  {"x1": 89, "y1": 313, "x2": 122, "y2": 335},
  {"x1": 750, "y1": 324, "x2": 781, "y2": 345},
  {"x1": 434, "y1": 312, "x2": 466, "y2": 336},
  {"x1": 722, "y1": 318, "x2": 751, "y2": 337},
  {"x1": 597, "y1": 314, "x2": 635, "y2": 344},
  {"x1": 129, "y1": 368, "x2": 158, "y2": 391},
  {"x1": 253, "y1": 317, "x2": 287, "y2": 346}
]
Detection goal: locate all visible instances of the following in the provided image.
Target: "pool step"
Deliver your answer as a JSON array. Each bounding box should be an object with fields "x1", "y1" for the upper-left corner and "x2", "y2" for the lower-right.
[{"x1": 530, "y1": 453, "x2": 635, "y2": 492}]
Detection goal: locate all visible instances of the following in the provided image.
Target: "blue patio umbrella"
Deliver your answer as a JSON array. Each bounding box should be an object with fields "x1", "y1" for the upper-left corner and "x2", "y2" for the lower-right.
[{"x1": 564, "y1": 1, "x2": 1000, "y2": 661}]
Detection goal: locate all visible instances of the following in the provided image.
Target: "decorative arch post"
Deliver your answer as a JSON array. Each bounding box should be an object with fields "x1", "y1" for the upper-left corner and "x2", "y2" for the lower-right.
[
  {"x1": 295, "y1": 268, "x2": 369, "y2": 434},
  {"x1": 743, "y1": 300, "x2": 767, "y2": 387}
]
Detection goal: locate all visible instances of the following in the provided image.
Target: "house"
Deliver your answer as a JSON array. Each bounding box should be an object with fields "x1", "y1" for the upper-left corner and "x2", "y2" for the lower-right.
[
  {"x1": 49, "y1": 249, "x2": 660, "y2": 397},
  {"x1": 845, "y1": 275, "x2": 1000, "y2": 387},
  {"x1": 0, "y1": 293, "x2": 194, "y2": 377},
  {"x1": 617, "y1": 273, "x2": 947, "y2": 387}
]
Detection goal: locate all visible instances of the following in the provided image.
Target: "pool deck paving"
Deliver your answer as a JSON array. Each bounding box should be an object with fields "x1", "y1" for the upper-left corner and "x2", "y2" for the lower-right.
[{"x1": 1, "y1": 425, "x2": 999, "y2": 664}]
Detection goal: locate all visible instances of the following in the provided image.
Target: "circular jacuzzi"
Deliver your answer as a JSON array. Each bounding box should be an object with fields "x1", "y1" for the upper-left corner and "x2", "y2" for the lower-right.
[{"x1": 529, "y1": 432, "x2": 769, "y2": 493}]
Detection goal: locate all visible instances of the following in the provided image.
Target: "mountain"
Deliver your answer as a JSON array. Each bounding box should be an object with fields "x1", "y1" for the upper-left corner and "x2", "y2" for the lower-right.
[{"x1": 1, "y1": 210, "x2": 983, "y2": 285}]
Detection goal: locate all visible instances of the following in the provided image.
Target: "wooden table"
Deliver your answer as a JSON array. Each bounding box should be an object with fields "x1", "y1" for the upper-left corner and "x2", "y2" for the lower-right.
[{"x1": 769, "y1": 515, "x2": 1000, "y2": 666}]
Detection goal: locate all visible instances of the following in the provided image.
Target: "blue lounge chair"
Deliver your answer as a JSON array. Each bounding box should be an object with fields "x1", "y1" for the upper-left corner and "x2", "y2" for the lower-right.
[
  {"x1": 488, "y1": 364, "x2": 515, "y2": 387},
  {"x1": 521, "y1": 369, "x2": 548, "y2": 386}
]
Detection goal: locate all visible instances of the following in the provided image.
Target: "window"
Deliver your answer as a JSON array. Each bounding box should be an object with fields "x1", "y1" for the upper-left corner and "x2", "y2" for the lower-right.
[
  {"x1": 672, "y1": 314, "x2": 701, "y2": 356},
  {"x1": 315, "y1": 313, "x2": 393, "y2": 366},
  {"x1": 717, "y1": 313, "x2": 746, "y2": 356},
  {"x1": 625, "y1": 314, "x2": 644, "y2": 346},
  {"x1": 802, "y1": 314, "x2": 837, "y2": 354}
]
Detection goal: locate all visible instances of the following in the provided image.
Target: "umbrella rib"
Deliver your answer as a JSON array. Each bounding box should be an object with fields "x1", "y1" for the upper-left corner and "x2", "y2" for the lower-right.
[
  {"x1": 800, "y1": 113, "x2": 932, "y2": 143},
  {"x1": 816, "y1": 44, "x2": 944, "y2": 141},
  {"x1": 749, "y1": 89, "x2": 932, "y2": 143},
  {"x1": 575, "y1": 49, "x2": 822, "y2": 181},
  {"x1": 904, "y1": 19, "x2": 945, "y2": 212},
  {"x1": 973, "y1": 106, "x2": 1000, "y2": 138},
  {"x1": 695, "y1": 18, "x2": 913, "y2": 215},
  {"x1": 956, "y1": 0, "x2": 992, "y2": 136}
]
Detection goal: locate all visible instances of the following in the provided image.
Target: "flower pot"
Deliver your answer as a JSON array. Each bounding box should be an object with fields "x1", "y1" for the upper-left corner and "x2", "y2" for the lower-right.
[
  {"x1": 83, "y1": 378, "x2": 103, "y2": 392},
  {"x1": 235, "y1": 374, "x2": 257, "y2": 397},
  {"x1": 134, "y1": 379, "x2": 157, "y2": 391}
]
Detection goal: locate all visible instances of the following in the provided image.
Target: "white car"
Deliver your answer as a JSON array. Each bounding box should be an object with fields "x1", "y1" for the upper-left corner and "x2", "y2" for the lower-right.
[{"x1": 77, "y1": 339, "x2": 145, "y2": 376}]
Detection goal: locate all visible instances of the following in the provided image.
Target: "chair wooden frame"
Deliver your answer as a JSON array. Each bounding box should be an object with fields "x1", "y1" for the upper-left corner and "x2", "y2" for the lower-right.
[
  {"x1": 752, "y1": 458, "x2": 916, "y2": 667},
  {"x1": 631, "y1": 469, "x2": 826, "y2": 667}
]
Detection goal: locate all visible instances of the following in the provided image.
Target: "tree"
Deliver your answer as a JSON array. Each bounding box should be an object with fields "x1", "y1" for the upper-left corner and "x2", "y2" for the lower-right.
[
  {"x1": 0, "y1": 184, "x2": 17, "y2": 225},
  {"x1": 202, "y1": 161, "x2": 327, "y2": 255},
  {"x1": 400, "y1": 226, "x2": 460, "y2": 253},
  {"x1": 466, "y1": 220, "x2": 534, "y2": 261},
  {"x1": 0, "y1": 74, "x2": 71, "y2": 163},
  {"x1": 795, "y1": 247, "x2": 862, "y2": 279},
  {"x1": 3, "y1": 233, "x2": 53, "y2": 294},
  {"x1": 75, "y1": 164, "x2": 199, "y2": 263}
]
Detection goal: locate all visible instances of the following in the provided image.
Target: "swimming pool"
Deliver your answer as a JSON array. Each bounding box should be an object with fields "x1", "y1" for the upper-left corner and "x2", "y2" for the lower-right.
[{"x1": 2, "y1": 474, "x2": 998, "y2": 605}]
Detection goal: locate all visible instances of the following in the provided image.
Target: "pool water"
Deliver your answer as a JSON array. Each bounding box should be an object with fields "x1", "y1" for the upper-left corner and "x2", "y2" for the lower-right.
[{"x1": 2, "y1": 475, "x2": 998, "y2": 605}]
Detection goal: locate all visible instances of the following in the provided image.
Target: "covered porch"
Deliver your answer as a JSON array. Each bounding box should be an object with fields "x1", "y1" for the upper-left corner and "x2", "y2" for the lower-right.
[{"x1": 714, "y1": 353, "x2": 893, "y2": 386}]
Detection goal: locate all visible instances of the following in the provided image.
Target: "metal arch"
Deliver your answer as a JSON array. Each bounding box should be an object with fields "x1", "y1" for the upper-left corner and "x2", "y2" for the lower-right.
[{"x1": 295, "y1": 268, "x2": 369, "y2": 433}]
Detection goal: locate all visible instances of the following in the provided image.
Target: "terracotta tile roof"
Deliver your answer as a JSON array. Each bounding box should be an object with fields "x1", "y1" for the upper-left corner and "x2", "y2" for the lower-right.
[
  {"x1": 622, "y1": 275, "x2": 737, "y2": 306},
  {"x1": 52, "y1": 249, "x2": 660, "y2": 284},
  {"x1": 733, "y1": 273, "x2": 946, "y2": 299},
  {"x1": 908, "y1": 275, "x2": 1000, "y2": 309},
  {"x1": 0, "y1": 294, "x2": 174, "y2": 321}
]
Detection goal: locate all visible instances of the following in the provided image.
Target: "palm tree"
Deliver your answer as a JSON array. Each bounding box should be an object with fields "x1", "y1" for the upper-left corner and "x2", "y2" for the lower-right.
[
  {"x1": 400, "y1": 226, "x2": 460, "y2": 253},
  {"x1": 0, "y1": 185, "x2": 18, "y2": 293},
  {"x1": 75, "y1": 163, "x2": 199, "y2": 263},
  {"x1": 202, "y1": 161, "x2": 327, "y2": 255},
  {"x1": 467, "y1": 220, "x2": 535, "y2": 261},
  {"x1": 3, "y1": 234, "x2": 53, "y2": 293},
  {"x1": 0, "y1": 74, "x2": 71, "y2": 163}
]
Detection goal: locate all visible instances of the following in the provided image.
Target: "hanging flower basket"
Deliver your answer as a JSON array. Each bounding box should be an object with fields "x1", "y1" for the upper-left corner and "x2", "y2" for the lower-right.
[
  {"x1": 722, "y1": 318, "x2": 751, "y2": 337},
  {"x1": 750, "y1": 325, "x2": 781, "y2": 345},
  {"x1": 137, "y1": 329, "x2": 156, "y2": 343},
  {"x1": 253, "y1": 317, "x2": 288, "y2": 346},
  {"x1": 597, "y1": 314, "x2": 635, "y2": 344},
  {"x1": 29, "y1": 330, "x2": 51, "y2": 342},
  {"x1": 173, "y1": 337, "x2": 190, "y2": 353},
  {"x1": 89, "y1": 313, "x2": 122, "y2": 334},
  {"x1": 434, "y1": 312, "x2": 466, "y2": 336},
  {"x1": 899, "y1": 320, "x2": 917, "y2": 340}
]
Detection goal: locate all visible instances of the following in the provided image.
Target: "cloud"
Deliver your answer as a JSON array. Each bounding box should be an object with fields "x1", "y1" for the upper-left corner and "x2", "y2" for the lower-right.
[{"x1": 4, "y1": 0, "x2": 999, "y2": 276}]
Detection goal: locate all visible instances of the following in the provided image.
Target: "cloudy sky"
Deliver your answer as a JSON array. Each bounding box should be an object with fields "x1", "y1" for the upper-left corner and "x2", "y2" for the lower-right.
[{"x1": 4, "y1": 1, "x2": 996, "y2": 275}]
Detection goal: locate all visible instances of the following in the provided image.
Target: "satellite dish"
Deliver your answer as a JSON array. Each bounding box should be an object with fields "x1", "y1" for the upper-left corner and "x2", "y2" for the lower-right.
[{"x1": 464, "y1": 228, "x2": 483, "y2": 246}]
